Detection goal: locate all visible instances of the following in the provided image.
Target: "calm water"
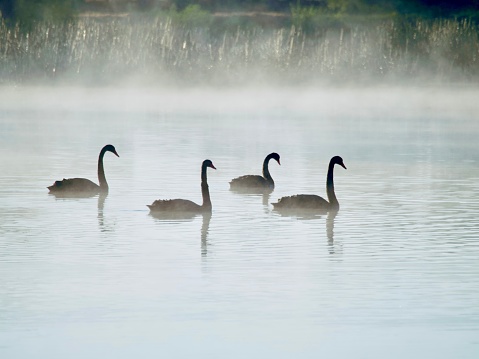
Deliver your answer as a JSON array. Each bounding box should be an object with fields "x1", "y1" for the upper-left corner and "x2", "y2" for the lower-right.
[{"x1": 1, "y1": 86, "x2": 478, "y2": 358}]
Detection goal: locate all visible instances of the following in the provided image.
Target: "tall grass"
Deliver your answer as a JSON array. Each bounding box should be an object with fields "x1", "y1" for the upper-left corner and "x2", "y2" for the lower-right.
[{"x1": 0, "y1": 15, "x2": 477, "y2": 85}]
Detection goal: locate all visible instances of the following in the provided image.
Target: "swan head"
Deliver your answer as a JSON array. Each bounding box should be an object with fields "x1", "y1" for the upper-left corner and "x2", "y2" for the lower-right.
[
  {"x1": 203, "y1": 159, "x2": 216, "y2": 170},
  {"x1": 269, "y1": 152, "x2": 281, "y2": 165},
  {"x1": 332, "y1": 156, "x2": 346, "y2": 169},
  {"x1": 104, "y1": 144, "x2": 120, "y2": 157}
]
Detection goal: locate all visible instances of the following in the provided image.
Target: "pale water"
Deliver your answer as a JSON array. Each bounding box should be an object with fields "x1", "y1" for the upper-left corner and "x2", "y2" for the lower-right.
[{"x1": 0, "y1": 86, "x2": 478, "y2": 358}]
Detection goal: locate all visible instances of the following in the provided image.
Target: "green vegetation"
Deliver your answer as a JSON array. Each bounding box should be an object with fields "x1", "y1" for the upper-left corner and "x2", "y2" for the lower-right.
[
  {"x1": 161, "y1": 4, "x2": 213, "y2": 27},
  {"x1": 1, "y1": 1, "x2": 479, "y2": 24},
  {"x1": 0, "y1": 0, "x2": 78, "y2": 26},
  {"x1": 0, "y1": 14, "x2": 477, "y2": 85},
  {"x1": 0, "y1": 0, "x2": 478, "y2": 85}
]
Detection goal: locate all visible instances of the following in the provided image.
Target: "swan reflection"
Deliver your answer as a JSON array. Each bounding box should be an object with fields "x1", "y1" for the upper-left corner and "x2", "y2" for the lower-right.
[
  {"x1": 149, "y1": 211, "x2": 211, "y2": 257},
  {"x1": 230, "y1": 187, "x2": 271, "y2": 213},
  {"x1": 49, "y1": 191, "x2": 98, "y2": 199},
  {"x1": 272, "y1": 206, "x2": 326, "y2": 220},
  {"x1": 149, "y1": 211, "x2": 198, "y2": 221},
  {"x1": 201, "y1": 213, "x2": 211, "y2": 257},
  {"x1": 97, "y1": 193, "x2": 107, "y2": 231},
  {"x1": 230, "y1": 186, "x2": 273, "y2": 196},
  {"x1": 327, "y1": 210, "x2": 337, "y2": 251},
  {"x1": 262, "y1": 192, "x2": 271, "y2": 209}
]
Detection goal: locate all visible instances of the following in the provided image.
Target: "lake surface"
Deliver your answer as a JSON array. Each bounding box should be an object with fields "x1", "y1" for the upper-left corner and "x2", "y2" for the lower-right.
[{"x1": 0, "y1": 85, "x2": 478, "y2": 358}]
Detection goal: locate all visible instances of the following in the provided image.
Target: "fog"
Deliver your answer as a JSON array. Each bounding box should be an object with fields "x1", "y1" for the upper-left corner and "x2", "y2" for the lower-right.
[{"x1": 0, "y1": 15, "x2": 478, "y2": 87}]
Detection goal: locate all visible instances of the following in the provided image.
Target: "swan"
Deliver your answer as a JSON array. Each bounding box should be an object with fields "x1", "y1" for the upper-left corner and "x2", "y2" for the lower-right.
[
  {"x1": 272, "y1": 156, "x2": 346, "y2": 212},
  {"x1": 48, "y1": 144, "x2": 119, "y2": 196},
  {"x1": 148, "y1": 159, "x2": 216, "y2": 214},
  {"x1": 229, "y1": 152, "x2": 280, "y2": 191}
]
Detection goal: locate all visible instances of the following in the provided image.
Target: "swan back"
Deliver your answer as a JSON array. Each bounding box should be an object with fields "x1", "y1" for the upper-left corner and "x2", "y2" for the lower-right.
[
  {"x1": 148, "y1": 199, "x2": 203, "y2": 213},
  {"x1": 230, "y1": 175, "x2": 269, "y2": 188},
  {"x1": 272, "y1": 194, "x2": 329, "y2": 211},
  {"x1": 47, "y1": 178, "x2": 100, "y2": 196}
]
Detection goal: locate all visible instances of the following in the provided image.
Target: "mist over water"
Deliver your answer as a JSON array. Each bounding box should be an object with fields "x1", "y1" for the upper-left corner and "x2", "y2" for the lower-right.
[
  {"x1": 1, "y1": 12, "x2": 479, "y2": 359},
  {"x1": 0, "y1": 15, "x2": 478, "y2": 85}
]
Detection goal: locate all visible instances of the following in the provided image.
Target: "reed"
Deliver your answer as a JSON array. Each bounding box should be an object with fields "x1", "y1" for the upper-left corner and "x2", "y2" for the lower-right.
[{"x1": 0, "y1": 15, "x2": 477, "y2": 85}]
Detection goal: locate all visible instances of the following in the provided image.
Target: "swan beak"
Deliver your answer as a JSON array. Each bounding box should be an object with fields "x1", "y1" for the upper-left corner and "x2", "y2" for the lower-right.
[
  {"x1": 113, "y1": 151, "x2": 120, "y2": 158},
  {"x1": 277, "y1": 159, "x2": 281, "y2": 165},
  {"x1": 210, "y1": 164, "x2": 217, "y2": 170},
  {"x1": 341, "y1": 163, "x2": 347, "y2": 169}
]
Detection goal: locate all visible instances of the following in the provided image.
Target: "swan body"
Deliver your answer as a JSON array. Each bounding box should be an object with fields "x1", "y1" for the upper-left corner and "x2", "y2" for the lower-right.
[
  {"x1": 50, "y1": 178, "x2": 102, "y2": 193},
  {"x1": 230, "y1": 152, "x2": 280, "y2": 191},
  {"x1": 48, "y1": 144, "x2": 119, "y2": 196},
  {"x1": 273, "y1": 194, "x2": 330, "y2": 209},
  {"x1": 272, "y1": 156, "x2": 346, "y2": 212},
  {"x1": 148, "y1": 159, "x2": 216, "y2": 214},
  {"x1": 149, "y1": 199, "x2": 202, "y2": 212}
]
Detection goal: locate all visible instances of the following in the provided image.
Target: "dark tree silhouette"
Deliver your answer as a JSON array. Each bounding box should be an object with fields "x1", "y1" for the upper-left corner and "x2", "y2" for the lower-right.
[{"x1": 0, "y1": 0, "x2": 15, "y2": 19}]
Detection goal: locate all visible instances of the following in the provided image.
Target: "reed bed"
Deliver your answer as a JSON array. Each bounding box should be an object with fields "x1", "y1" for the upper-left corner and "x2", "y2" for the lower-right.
[{"x1": 0, "y1": 16, "x2": 477, "y2": 85}]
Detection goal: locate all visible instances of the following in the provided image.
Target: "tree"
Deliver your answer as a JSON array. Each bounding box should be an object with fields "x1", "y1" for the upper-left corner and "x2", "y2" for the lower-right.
[
  {"x1": 0, "y1": 0, "x2": 78, "y2": 23},
  {"x1": 0, "y1": 0, "x2": 15, "y2": 19}
]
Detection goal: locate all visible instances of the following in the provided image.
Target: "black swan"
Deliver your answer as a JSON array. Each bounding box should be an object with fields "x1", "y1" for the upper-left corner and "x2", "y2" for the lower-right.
[
  {"x1": 148, "y1": 159, "x2": 216, "y2": 214},
  {"x1": 272, "y1": 156, "x2": 346, "y2": 212},
  {"x1": 48, "y1": 144, "x2": 119, "y2": 196},
  {"x1": 229, "y1": 152, "x2": 280, "y2": 191}
]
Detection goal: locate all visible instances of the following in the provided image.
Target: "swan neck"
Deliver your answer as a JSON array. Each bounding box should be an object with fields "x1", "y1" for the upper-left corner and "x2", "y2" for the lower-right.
[
  {"x1": 326, "y1": 161, "x2": 339, "y2": 210},
  {"x1": 98, "y1": 148, "x2": 108, "y2": 192},
  {"x1": 262, "y1": 156, "x2": 274, "y2": 186},
  {"x1": 201, "y1": 164, "x2": 211, "y2": 209}
]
